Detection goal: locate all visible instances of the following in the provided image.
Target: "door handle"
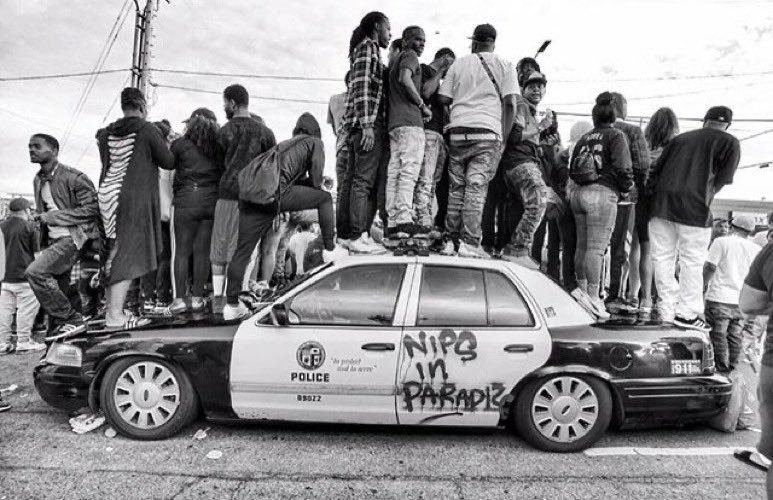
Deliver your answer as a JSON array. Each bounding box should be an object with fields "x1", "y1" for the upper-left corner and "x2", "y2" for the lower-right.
[
  {"x1": 504, "y1": 344, "x2": 534, "y2": 353},
  {"x1": 361, "y1": 343, "x2": 395, "y2": 351}
]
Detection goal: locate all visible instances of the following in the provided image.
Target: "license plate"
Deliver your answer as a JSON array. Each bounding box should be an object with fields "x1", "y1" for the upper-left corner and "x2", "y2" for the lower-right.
[{"x1": 671, "y1": 360, "x2": 701, "y2": 375}]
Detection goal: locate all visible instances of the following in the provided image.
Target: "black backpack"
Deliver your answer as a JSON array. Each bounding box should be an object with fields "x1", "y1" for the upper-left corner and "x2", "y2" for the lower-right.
[{"x1": 570, "y1": 139, "x2": 603, "y2": 185}]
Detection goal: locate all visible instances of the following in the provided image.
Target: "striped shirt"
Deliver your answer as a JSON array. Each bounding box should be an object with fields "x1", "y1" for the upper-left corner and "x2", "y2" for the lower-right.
[
  {"x1": 98, "y1": 133, "x2": 136, "y2": 239},
  {"x1": 342, "y1": 37, "x2": 385, "y2": 130}
]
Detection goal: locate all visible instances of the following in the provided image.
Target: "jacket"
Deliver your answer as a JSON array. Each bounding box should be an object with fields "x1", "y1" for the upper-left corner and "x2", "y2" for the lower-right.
[
  {"x1": 571, "y1": 125, "x2": 634, "y2": 195},
  {"x1": 218, "y1": 116, "x2": 276, "y2": 200},
  {"x1": 279, "y1": 113, "x2": 325, "y2": 194},
  {"x1": 342, "y1": 37, "x2": 386, "y2": 130},
  {"x1": 647, "y1": 127, "x2": 740, "y2": 228},
  {"x1": 170, "y1": 137, "x2": 223, "y2": 208},
  {"x1": 613, "y1": 120, "x2": 650, "y2": 200},
  {"x1": 33, "y1": 162, "x2": 99, "y2": 249}
]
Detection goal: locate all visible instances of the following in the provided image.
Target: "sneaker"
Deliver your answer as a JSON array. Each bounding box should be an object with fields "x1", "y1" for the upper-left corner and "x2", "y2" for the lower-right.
[
  {"x1": 590, "y1": 297, "x2": 611, "y2": 320},
  {"x1": 413, "y1": 225, "x2": 432, "y2": 238},
  {"x1": 168, "y1": 298, "x2": 188, "y2": 315},
  {"x1": 189, "y1": 296, "x2": 207, "y2": 313},
  {"x1": 457, "y1": 241, "x2": 489, "y2": 259},
  {"x1": 501, "y1": 253, "x2": 540, "y2": 269},
  {"x1": 0, "y1": 342, "x2": 15, "y2": 355},
  {"x1": 674, "y1": 315, "x2": 710, "y2": 332},
  {"x1": 223, "y1": 303, "x2": 250, "y2": 321},
  {"x1": 439, "y1": 240, "x2": 456, "y2": 256},
  {"x1": 142, "y1": 300, "x2": 156, "y2": 314},
  {"x1": 47, "y1": 321, "x2": 87, "y2": 341},
  {"x1": 248, "y1": 280, "x2": 270, "y2": 295},
  {"x1": 323, "y1": 245, "x2": 349, "y2": 263},
  {"x1": 606, "y1": 298, "x2": 637, "y2": 315},
  {"x1": 390, "y1": 224, "x2": 412, "y2": 239},
  {"x1": 15, "y1": 340, "x2": 47, "y2": 353},
  {"x1": 71, "y1": 412, "x2": 106, "y2": 434},
  {"x1": 349, "y1": 235, "x2": 387, "y2": 255},
  {"x1": 211, "y1": 296, "x2": 226, "y2": 315},
  {"x1": 0, "y1": 398, "x2": 10, "y2": 413},
  {"x1": 337, "y1": 238, "x2": 353, "y2": 250},
  {"x1": 637, "y1": 306, "x2": 653, "y2": 321}
]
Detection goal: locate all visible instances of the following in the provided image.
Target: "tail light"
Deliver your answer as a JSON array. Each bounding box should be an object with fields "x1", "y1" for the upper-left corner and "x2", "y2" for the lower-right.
[{"x1": 702, "y1": 336, "x2": 715, "y2": 374}]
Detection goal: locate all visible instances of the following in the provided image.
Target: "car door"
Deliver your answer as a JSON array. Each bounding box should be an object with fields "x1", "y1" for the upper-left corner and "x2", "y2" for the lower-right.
[
  {"x1": 396, "y1": 263, "x2": 551, "y2": 426},
  {"x1": 230, "y1": 262, "x2": 415, "y2": 425}
]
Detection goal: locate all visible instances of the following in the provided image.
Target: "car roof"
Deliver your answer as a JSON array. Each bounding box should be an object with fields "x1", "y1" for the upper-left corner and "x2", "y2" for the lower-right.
[{"x1": 332, "y1": 253, "x2": 515, "y2": 271}]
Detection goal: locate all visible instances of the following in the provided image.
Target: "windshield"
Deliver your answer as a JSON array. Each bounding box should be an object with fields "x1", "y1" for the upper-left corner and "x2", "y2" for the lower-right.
[{"x1": 261, "y1": 262, "x2": 334, "y2": 303}]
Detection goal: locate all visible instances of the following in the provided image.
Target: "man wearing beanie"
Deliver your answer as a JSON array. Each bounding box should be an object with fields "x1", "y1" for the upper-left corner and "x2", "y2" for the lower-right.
[
  {"x1": 96, "y1": 87, "x2": 174, "y2": 331},
  {"x1": 647, "y1": 105, "x2": 741, "y2": 331},
  {"x1": 223, "y1": 113, "x2": 346, "y2": 320},
  {"x1": 703, "y1": 215, "x2": 760, "y2": 372},
  {"x1": 437, "y1": 23, "x2": 517, "y2": 258},
  {"x1": 0, "y1": 198, "x2": 44, "y2": 353}
]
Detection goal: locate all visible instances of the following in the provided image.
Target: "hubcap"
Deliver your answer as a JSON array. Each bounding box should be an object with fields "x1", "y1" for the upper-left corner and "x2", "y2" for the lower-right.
[
  {"x1": 113, "y1": 361, "x2": 180, "y2": 429},
  {"x1": 531, "y1": 376, "x2": 598, "y2": 443}
]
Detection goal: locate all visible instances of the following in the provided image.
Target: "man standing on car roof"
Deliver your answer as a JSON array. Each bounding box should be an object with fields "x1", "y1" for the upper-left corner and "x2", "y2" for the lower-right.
[{"x1": 437, "y1": 23, "x2": 517, "y2": 258}]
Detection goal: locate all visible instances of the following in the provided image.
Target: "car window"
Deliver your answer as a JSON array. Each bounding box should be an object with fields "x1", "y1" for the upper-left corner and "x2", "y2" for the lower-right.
[
  {"x1": 288, "y1": 265, "x2": 405, "y2": 326},
  {"x1": 417, "y1": 266, "x2": 487, "y2": 326},
  {"x1": 485, "y1": 271, "x2": 535, "y2": 327}
]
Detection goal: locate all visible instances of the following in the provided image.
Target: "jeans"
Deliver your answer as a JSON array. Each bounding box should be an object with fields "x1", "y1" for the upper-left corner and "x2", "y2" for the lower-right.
[
  {"x1": 705, "y1": 300, "x2": 745, "y2": 372},
  {"x1": 608, "y1": 203, "x2": 635, "y2": 301},
  {"x1": 334, "y1": 139, "x2": 351, "y2": 238},
  {"x1": 414, "y1": 130, "x2": 445, "y2": 227},
  {"x1": 141, "y1": 220, "x2": 172, "y2": 303},
  {"x1": 344, "y1": 126, "x2": 388, "y2": 239},
  {"x1": 227, "y1": 186, "x2": 334, "y2": 304},
  {"x1": 25, "y1": 237, "x2": 82, "y2": 326},
  {"x1": 481, "y1": 165, "x2": 511, "y2": 251},
  {"x1": 571, "y1": 184, "x2": 618, "y2": 297},
  {"x1": 0, "y1": 282, "x2": 40, "y2": 344},
  {"x1": 649, "y1": 217, "x2": 711, "y2": 320},
  {"x1": 386, "y1": 126, "x2": 425, "y2": 227},
  {"x1": 445, "y1": 139, "x2": 502, "y2": 246},
  {"x1": 172, "y1": 204, "x2": 214, "y2": 298},
  {"x1": 433, "y1": 147, "x2": 450, "y2": 230},
  {"x1": 503, "y1": 162, "x2": 547, "y2": 256}
]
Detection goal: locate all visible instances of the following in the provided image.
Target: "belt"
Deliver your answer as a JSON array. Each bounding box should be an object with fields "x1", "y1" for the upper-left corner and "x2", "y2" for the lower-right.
[{"x1": 449, "y1": 132, "x2": 498, "y2": 142}]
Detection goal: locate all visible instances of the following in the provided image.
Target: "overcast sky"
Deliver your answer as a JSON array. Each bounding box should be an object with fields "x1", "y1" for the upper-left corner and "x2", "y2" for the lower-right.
[{"x1": 2, "y1": 0, "x2": 773, "y2": 200}]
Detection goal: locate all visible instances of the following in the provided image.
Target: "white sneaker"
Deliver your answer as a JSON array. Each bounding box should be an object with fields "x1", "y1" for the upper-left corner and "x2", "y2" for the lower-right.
[
  {"x1": 590, "y1": 297, "x2": 611, "y2": 319},
  {"x1": 337, "y1": 238, "x2": 352, "y2": 250},
  {"x1": 349, "y1": 235, "x2": 387, "y2": 255},
  {"x1": 439, "y1": 240, "x2": 456, "y2": 256},
  {"x1": 15, "y1": 340, "x2": 46, "y2": 353},
  {"x1": 323, "y1": 245, "x2": 350, "y2": 263},
  {"x1": 223, "y1": 303, "x2": 250, "y2": 321},
  {"x1": 457, "y1": 242, "x2": 489, "y2": 259}
]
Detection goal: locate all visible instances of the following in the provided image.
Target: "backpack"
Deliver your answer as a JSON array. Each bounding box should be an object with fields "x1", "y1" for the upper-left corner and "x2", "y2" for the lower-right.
[
  {"x1": 238, "y1": 147, "x2": 280, "y2": 205},
  {"x1": 569, "y1": 142, "x2": 603, "y2": 185}
]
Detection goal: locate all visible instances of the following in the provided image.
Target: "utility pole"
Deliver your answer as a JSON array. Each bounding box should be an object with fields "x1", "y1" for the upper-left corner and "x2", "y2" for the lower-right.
[{"x1": 130, "y1": 0, "x2": 158, "y2": 100}]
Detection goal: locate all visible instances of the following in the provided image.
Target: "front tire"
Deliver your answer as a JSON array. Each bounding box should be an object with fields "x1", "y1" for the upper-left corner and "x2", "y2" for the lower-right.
[
  {"x1": 513, "y1": 374, "x2": 612, "y2": 452},
  {"x1": 99, "y1": 357, "x2": 199, "y2": 440}
]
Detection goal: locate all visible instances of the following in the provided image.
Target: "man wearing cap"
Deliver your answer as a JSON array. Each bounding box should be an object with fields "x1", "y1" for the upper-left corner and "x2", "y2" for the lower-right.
[
  {"x1": 703, "y1": 215, "x2": 760, "y2": 372},
  {"x1": 647, "y1": 105, "x2": 741, "y2": 331},
  {"x1": 0, "y1": 198, "x2": 44, "y2": 353},
  {"x1": 499, "y1": 70, "x2": 554, "y2": 267},
  {"x1": 437, "y1": 23, "x2": 517, "y2": 258}
]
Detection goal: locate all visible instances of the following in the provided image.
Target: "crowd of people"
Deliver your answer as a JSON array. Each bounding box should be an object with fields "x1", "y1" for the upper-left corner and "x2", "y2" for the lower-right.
[{"x1": 1, "y1": 14, "x2": 773, "y2": 465}]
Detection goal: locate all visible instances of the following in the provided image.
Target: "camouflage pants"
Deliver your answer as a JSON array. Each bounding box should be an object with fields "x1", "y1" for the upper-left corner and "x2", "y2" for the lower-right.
[{"x1": 504, "y1": 161, "x2": 547, "y2": 256}]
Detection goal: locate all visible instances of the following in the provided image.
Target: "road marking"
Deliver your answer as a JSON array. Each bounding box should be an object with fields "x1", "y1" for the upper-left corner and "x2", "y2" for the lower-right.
[{"x1": 585, "y1": 446, "x2": 755, "y2": 457}]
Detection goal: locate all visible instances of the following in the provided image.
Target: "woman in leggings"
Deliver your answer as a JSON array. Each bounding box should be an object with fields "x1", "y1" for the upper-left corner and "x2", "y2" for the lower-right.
[
  {"x1": 169, "y1": 108, "x2": 223, "y2": 314},
  {"x1": 569, "y1": 93, "x2": 634, "y2": 318}
]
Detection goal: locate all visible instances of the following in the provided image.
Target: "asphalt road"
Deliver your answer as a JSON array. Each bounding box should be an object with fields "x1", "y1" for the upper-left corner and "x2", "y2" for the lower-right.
[{"x1": 0, "y1": 351, "x2": 766, "y2": 500}]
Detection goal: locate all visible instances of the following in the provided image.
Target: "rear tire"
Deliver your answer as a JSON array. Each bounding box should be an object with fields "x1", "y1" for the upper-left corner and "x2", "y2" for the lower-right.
[
  {"x1": 513, "y1": 374, "x2": 612, "y2": 452},
  {"x1": 99, "y1": 357, "x2": 199, "y2": 440}
]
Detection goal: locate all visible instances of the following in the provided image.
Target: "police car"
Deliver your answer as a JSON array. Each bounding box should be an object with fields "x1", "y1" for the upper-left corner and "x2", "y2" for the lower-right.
[{"x1": 34, "y1": 254, "x2": 732, "y2": 452}]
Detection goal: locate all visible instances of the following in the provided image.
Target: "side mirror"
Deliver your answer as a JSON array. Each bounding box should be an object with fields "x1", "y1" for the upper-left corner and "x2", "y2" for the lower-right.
[{"x1": 272, "y1": 303, "x2": 289, "y2": 326}]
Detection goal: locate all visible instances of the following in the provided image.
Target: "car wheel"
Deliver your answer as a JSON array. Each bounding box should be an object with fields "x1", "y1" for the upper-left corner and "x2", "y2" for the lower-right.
[
  {"x1": 513, "y1": 374, "x2": 612, "y2": 452},
  {"x1": 99, "y1": 357, "x2": 199, "y2": 440}
]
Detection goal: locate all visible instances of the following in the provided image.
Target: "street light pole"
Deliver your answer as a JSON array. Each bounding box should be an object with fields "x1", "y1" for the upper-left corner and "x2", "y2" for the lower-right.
[{"x1": 130, "y1": 0, "x2": 158, "y2": 105}]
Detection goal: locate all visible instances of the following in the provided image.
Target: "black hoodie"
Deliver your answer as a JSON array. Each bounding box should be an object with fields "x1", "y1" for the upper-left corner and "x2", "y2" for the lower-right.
[
  {"x1": 278, "y1": 113, "x2": 325, "y2": 193},
  {"x1": 217, "y1": 116, "x2": 276, "y2": 201}
]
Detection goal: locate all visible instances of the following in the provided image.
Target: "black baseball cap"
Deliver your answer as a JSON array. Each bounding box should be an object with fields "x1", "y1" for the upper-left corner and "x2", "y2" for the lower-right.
[
  {"x1": 183, "y1": 107, "x2": 217, "y2": 123},
  {"x1": 704, "y1": 106, "x2": 733, "y2": 124},
  {"x1": 470, "y1": 24, "x2": 497, "y2": 42}
]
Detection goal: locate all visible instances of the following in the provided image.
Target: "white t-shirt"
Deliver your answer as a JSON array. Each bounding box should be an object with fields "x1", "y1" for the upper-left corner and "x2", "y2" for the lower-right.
[
  {"x1": 288, "y1": 231, "x2": 319, "y2": 274},
  {"x1": 705, "y1": 234, "x2": 761, "y2": 304},
  {"x1": 438, "y1": 52, "x2": 517, "y2": 140},
  {"x1": 41, "y1": 181, "x2": 70, "y2": 240}
]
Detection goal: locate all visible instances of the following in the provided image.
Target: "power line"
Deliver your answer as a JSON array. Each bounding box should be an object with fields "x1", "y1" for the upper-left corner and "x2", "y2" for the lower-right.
[
  {"x1": 0, "y1": 69, "x2": 129, "y2": 82},
  {"x1": 552, "y1": 69, "x2": 773, "y2": 83},
  {"x1": 61, "y1": 0, "x2": 132, "y2": 150},
  {"x1": 554, "y1": 110, "x2": 773, "y2": 123},
  {"x1": 152, "y1": 68, "x2": 341, "y2": 82},
  {"x1": 151, "y1": 82, "x2": 329, "y2": 105},
  {"x1": 740, "y1": 128, "x2": 773, "y2": 142}
]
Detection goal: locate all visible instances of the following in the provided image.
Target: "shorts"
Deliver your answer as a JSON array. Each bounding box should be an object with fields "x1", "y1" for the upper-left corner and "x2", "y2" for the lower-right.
[
  {"x1": 209, "y1": 199, "x2": 240, "y2": 266},
  {"x1": 757, "y1": 363, "x2": 773, "y2": 459},
  {"x1": 634, "y1": 196, "x2": 650, "y2": 244}
]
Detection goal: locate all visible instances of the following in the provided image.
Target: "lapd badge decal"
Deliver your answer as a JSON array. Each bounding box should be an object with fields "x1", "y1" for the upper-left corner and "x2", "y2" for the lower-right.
[{"x1": 297, "y1": 341, "x2": 325, "y2": 371}]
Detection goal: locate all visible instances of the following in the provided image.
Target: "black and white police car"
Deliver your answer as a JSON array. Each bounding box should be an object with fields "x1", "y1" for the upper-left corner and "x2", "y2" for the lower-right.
[{"x1": 35, "y1": 254, "x2": 731, "y2": 452}]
